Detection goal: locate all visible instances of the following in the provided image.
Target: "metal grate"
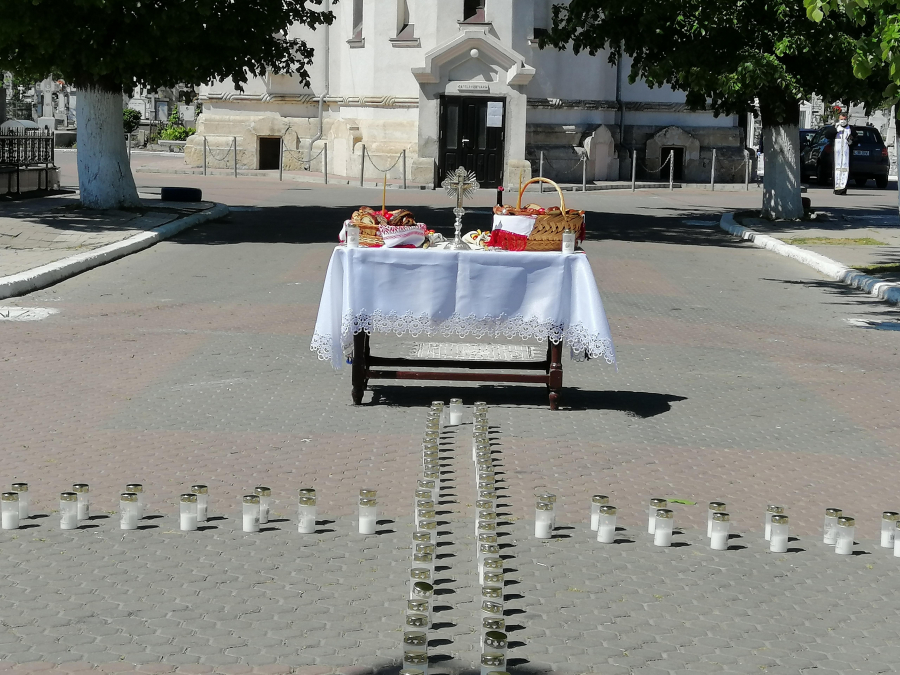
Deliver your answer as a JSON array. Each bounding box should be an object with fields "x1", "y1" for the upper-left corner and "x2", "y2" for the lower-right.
[{"x1": 0, "y1": 129, "x2": 54, "y2": 167}]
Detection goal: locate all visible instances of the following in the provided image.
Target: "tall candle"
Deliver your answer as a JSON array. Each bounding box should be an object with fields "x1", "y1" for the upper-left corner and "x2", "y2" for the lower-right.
[
  {"x1": 1, "y1": 492, "x2": 19, "y2": 530},
  {"x1": 359, "y1": 498, "x2": 377, "y2": 535},
  {"x1": 192, "y1": 485, "x2": 209, "y2": 522},
  {"x1": 126, "y1": 484, "x2": 144, "y2": 520},
  {"x1": 254, "y1": 487, "x2": 271, "y2": 524},
  {"x1": 180, "y1": 494, "x2": 198, "y2": 531},
  {"x1": 710, "y1": 512, "x2": 730, "y2": 551},
  {"x1": 242, "y1": 495, "x2": 260, "y2": 533},
  {"x1": 769, "y1": 514, "x2": 788, "y2": 553},
  {"x1": 73, "y1": 483, "x2": 90, "y2": 520},
  {"x1": 823, "y1": 507, "x2": 841, "y2": 545},
  {"x1": 298, "y1": 495, "x2": 317, "y2": 534},
  {"x1": 835, "y1": 516, "x2": 854, "y2": 555},
  {"x1": 590, "y1": 494, "x2": 609, "y2": 531},
  {"x1": 60, "y1": 492, "x2": 78, "y2": 530},
  {"x1": 120, "y1": 493, "x2": 139, "y2": 530},
  {"x1": 648, "y1": 498, "x2": 667, "y2": 534},
  {"x1": 449, "y1": 398, "x2": 463, "y2": 426},
  {"x1": 881, "y1": 512, "x2": 899, "y2": 548},
  {"x1": 597, "y1": 505, "x2": 617, "y2": 544},
  {"x1": 653, "y1": 509, "x2": 674, "y2": 547},
  {"x1": 707, "y1": 501, "x2": 726, "y2": 538},
  {"x1": 535, "y1": 502, "x2": 553, "y2": 539},
  {"x1": 10, "y1": 483, "x2": 29, "y2": 519},
  {"x1": 765, "y1": 505, "x2": 784, "y2": 541}
]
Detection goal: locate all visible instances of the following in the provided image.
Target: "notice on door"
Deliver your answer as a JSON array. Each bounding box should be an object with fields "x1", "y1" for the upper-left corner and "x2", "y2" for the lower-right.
[{"x1": 487, "y1": 102, "x2": 504, "y2": 128}]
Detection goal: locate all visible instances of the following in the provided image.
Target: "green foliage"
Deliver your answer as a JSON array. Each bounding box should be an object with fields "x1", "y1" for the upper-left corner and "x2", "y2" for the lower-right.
[
  {"x1": 542, "y1": 0, "x2": 886, "y2": 126},
  {"x1": 0, "y1": 1, "x2": 334, "y2": 94},
  {"x1": 158, "y1": 109, "x2": 194, "y2": 141},
  {"x1": 123, "y1": 107, "x2": 142, "y2": 134}
]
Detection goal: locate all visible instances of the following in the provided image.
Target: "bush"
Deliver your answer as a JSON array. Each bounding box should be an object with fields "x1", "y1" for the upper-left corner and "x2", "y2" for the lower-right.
[
  {"x1": 123, "y1": 107, "x2": 142, "y2": 134},
  {"x1": 157, "y1": 109, "x2": 195, "y2": 141}
]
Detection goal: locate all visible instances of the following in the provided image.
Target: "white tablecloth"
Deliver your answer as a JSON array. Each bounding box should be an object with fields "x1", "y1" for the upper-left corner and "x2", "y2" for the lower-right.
[{"x1": 310, "y1": 247, "x2": 616, "y2": 370}]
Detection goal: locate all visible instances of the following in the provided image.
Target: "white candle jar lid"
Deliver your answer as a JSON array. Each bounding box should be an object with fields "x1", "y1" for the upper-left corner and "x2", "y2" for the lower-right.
[
  {"x1": 72, "y1": 484, "x2": 89, "y2": 493},
  {"x1": 766, "y1": 505, "x2": 785, "y2": 514},
  {"x1": 655, "y1": 508, "x2": 674, "y2": 519},
  {"x1": 417, "y1": 519, "x2": 437, "y2": 530},
  {"x1": 192, "y1": 485, "x2": 209, "y2": 494},
  {"x1": 825, "y1": 507, "x2": 841, "y2": 517},
  {"x1": 359, "y1": 488, "x2": 377, "y2": 498},
  {"x1": 536, "y1": 502, "x2": 553, "y2": 512},
  {"x1": 417, "y1": 480, "x2": 436, "y2": 490},
  {"x1": 125, "y1": 484, "x2": 143, "y2": 493},
  {"x1": 298, "y1": 488, "x2": 316, "y2": 497},
  {"x1": 60, "y1": 492, "x2": 78, "y2": 502},
  {"x1": 483, "y1": 572, "x2": 504, "y2": 585},
  {"x1": 403, "y1": 631, "x2": 427, "y2": 647},
  {"x1": 650, "y1": 498, "x2": 667, "y2": 508},
  {"x1": 405, "y1": 613, "x2": 428, "y2": 627},
  {"x1": 402, "y1": 651, "x2": 428, "y2": 665},
  {"x1": 481, "y1": 600, "x2": 503, "y2": 614},
  {"x1": 449, "y1": 398, "x2": 463, "y2": 405},
  {"x1": 483, "y1": 557, "x2": 502, "y2": 570},
  {"x1": 413, "y1": 553, "x2": 433, "y2": 565},
  {"x1": 535, "y1": 492, "x2": 557, "y2": 503},
  {"x1": 771, "y1": 514, "x2": 788, "y2": 525},
  {"x1": 298, "y1": 496, "x2": 316, "y2": 507},
  {"x1": 11, "y1": 483, "x2": 28, "y2": 492},
  {"x1": 837, "y1": 516, "x2": 854, "y2": 527},
  {"x1": 412, "y1": 531, "x2": 432, "y2": 543},
  {"x1": 478, "y1": 532, "x2": 498, "y2": 544},
  {"x1": 481, "y1": 587, "x2": 502, "y2": 599},
  {"x1": 360, "y1": 498, "x2": 377, "y2": 507},
  {"x1": 483, "y1": 617, "x2": 505, "y2": 631},
  {"x1": 708, "y1": 501, "x2": 726, "y2": 510},
  {"x1": 243, "y1": 495, "x2": 260, "y2": 504},
  {"x1": 430, "y1": 400, "x2": 444, "y2": 408},
  {"x1": 181, "y1": 494, "x2": 198, "y2": 503},
  {"x1": 883, "y1": 512, "x2": 900, "y2": 521},
  {"x1": 484, "y1": 631, "x2": 507, "y2": 649},
  {"x1": 411, "y1": 581, "x2": 433, "y2": 598},
  {"x1": 120, "y1": 492, "x2": 138, "y2": 503},
  {"x1": 476, "y1": 499, "x2": 494, "y2": 510},
  {"x1": 712, "y1": 512, "x2": 730, "y2": 522},
  {"x1": 599, "y1": 505, "x2": 617, "y2": 515},
  {"x1": 481, "y1": 653, "x2": 505, "y2": 667},
  {"x1": 254, "y1": 486, "x2": 271, "y2": 497},
  {"x1": 414, "y1": 543, "x2": 435, "y2": 556},
  {"x1": 408, "y1": 599, "x2": 429, "y2": 612},
  {"x1": 1, "y1": 492, "x2": 19, "y2": 502},
  {"x1": 591, "y1": 495, "x2": 609, "y2": 505}
]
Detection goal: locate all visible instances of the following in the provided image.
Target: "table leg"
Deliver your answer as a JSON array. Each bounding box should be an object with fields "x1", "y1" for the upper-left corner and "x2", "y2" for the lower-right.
[
  {"x1": 548, "y1": 340, "x2": 563, "y2": 410},
  {"x1": 351, "y1": 331, "x2": 367, "y2": 405}
]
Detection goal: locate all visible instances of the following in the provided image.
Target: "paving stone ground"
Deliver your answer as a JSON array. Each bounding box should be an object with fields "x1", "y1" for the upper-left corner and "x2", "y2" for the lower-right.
[{"x1": 2, "y1": 163, "x2": 900, "y2": 673}]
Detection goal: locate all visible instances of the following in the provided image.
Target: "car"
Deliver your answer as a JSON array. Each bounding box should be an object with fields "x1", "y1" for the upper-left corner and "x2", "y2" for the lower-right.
[{"x1": 801, "y1": 124, "x2": 891, "y2": 188}]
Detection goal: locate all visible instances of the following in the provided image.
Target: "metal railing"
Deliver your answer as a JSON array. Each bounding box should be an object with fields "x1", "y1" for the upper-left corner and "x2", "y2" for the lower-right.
[
  {"x1": 0, "y1": 129, "x2": 54, "y2": 168},
  {"x1": 359, "y1": 144, "x2": 408, "y2": 189}
]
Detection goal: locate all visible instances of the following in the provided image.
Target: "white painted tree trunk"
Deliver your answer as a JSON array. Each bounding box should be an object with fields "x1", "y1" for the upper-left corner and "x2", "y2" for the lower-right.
[
  {"x1": 761, "y1": 123, "x2": 803, "y2": 220},
  {"x1": 76, "y1": 87, "x2": 141, "y2": 210}
]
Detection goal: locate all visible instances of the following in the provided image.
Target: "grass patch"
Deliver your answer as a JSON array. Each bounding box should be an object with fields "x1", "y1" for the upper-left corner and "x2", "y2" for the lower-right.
[
  {"x1": 855, "y1": 262, "x2": 900, "y2": 274},
  {"x1": 780, "y1": 236, "x2": 887, "y2": 246}
]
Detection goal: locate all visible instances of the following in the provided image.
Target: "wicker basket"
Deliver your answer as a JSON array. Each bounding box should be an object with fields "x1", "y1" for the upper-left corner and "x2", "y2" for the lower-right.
[{"x1": 515, "y1": 178, "x2": 585, "y2": 251}]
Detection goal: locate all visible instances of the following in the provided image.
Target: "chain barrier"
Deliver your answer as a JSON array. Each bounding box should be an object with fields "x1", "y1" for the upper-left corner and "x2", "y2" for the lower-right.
[
  {"x1": 205, "y1": 137, "x2": 235, "y2": 163},
  {"x1": 364, "y1": 149, "x2": 404, "y2": 174},
  {"x1": 636, "y1": 152, "x2": 672, "y2": 175}
]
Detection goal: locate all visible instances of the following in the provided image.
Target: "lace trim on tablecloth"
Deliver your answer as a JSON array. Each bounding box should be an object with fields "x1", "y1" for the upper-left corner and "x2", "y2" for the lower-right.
[{"x1": 310, "y1": 311, "x2": 616, "y2": 365}]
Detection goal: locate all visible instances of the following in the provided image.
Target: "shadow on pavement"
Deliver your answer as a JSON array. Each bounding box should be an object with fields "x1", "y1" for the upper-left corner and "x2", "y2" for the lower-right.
[
  {"x1": 370, "y1": 385, "x2": 685, "y2": 418},
  {"x1": 173, "y1": 204, "x2": 746, "y2": 248}
]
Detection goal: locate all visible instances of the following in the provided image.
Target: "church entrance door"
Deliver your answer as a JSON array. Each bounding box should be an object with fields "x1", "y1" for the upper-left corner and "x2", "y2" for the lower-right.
[{"x1": 439, "y1": 95, "x2": 505, "y2": 188}]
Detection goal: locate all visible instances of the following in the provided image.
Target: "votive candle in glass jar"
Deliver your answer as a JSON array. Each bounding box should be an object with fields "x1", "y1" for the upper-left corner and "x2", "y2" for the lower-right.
[
  {"x1": 769, "y1": 514, "x2": 788, "y2": 553},
  {"x1": 823, "y1": 507, "x2": 842, "y2": 545},
  {"x1": 478, "y1": 532, "x2": 498, "y2": 547},
  {"x1": 483, "y1": 631, "x2": 507, "y2": 662},
  {"x1": 10, "y1": 483, "x2": 29, "y2": 519},
  {"x1": 648, "y1": 498, "x2": 667, "y2": 534},
  {"x1": 710, "y1": 512, "x2": 730, "y2": 551},
  {"x1": 449, "y1": 398, "x2": 464, "y2": 426},
  {"x1": 242, "y1": 494, "x2": 260, "y2": 533},
  {"x1": 1, "y1": 492, "x2": 19, "y2": 530},
  {"x1": 475, "y1": 510, "x2": 497, "y2": 536},
  {"x1": 881, "y1": 512, "x2": 899, "y2": 548},
  {"x1": 191, "y1": 485, "x2": 209, "y2": 522},
  {"x1": 765, "y1": 505, "x2": 784, "y2": 541},
  {"x1": 562, "y1": 228, "x2": 576, "y2": 254},
  {"x1": 120, "y1": 492, "x2": 139, "y2": 530},
  {"x1": 482, "y1": 556, "x2": 503, "y2": 586},
  {"x1": 254, "y1": 487, "x2": 271, "y2": 524},
  {"x1": 480, "y1": 652, "x2": 505, "y2": 675},
  {"x1": 359, "y1": 497, "x2": 377, "y2": 535},
  {"x1": 125, "y1": 484, "x2": 144, "y2": 519},
  {"x1": 476, "y1": 498, "x2": 494, "y2": 513},
  {"x1": 894, "y1": 521, "x2": 900, "y2": 558},
  {"x1": 590, "y1": 495, "x2": 609, "y2": 531},
  {"x1": 478, "y1": 543, "x2": 500, "y2": 580},
  {"x1": 60, "y1": 492, "x2": 78, "y2": 530},
  {"x1": 477, "y1": 520, "x2": 497, "y2": 538},
  {"x1": 654, "y1": 508, "x2": 674, "y2": 547},
  {"x1": 481, "y1": 600, "x2": 504, "y2": 622},
  {"x1": 411, "y1": 581, "x2": 434, "y2": 616},
  {"x1": 72, "y1": 483, "x2": 90, "y2": 520},
  {"x1": 408, "y1": 597, "x2": 431, "y2": 624},
  {"x1": 835, "y1": 516, "x2": 855, "y2": 555},
  {"x1": 418, "y1": 518, "x2": 437, "y2": 533},
  {"x1": 708, "y1": 501, "x2": 726, "y2": 538},
  {"x1": 298, "y1": 495, "x2": 317, "y2": 534},
  {"x1": 536, "y1": 492, "x2": 557, "y2": 528},
  {"x1": 346, "y1": 222, "x2": 360, "y2": 248},
  {"x1": 403, "y1": 630, "x2": 427, "y2": 653},
  {"x1": 597, "y1": 505, "x2": 617, "y2": 544},
  {"x1": 535, "y1": 501, "x2": 553, "y2": 539},
  {"x1": 406, "y1": 613, "x2": 428, "y2": 629},
  {"x1": 413, "y1": 552, "x2": 434, "y2": 578},
  {"x1": 402, "y1": 650, "x2": 428, "y2": 675},
  {"x1": 478, "y1": 490, "x2": 497, "y2": 503},
  {"x1": 180, "y1": 494, "x2": 198, "y2": 531},
  {"x1": 417, "y1": 479, "x2": 436, "y2": 502},
  {"x1": 483, "y1": 617, "x2": 505, "y2": 634},
  {"x1": 417, "y1": 509, "x2": 436, "y2": 523}
]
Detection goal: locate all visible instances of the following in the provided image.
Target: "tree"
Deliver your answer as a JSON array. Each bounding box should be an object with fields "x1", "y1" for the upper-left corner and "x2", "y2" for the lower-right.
[
  {"x1": 0, "y1": 1, "x2": 332, "y2": 209},
  {"x1": 543, "y1": 0, "x2": 881, "y2": 219}
]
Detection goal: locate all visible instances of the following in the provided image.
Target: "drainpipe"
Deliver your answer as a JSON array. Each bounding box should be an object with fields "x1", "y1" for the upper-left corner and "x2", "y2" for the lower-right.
[
  {"x1": 615, "y1": 47, "x2": 624, "y2": 146},
  {"x1": 308, "y1": 21, "x2": 331, "y2": 163}
]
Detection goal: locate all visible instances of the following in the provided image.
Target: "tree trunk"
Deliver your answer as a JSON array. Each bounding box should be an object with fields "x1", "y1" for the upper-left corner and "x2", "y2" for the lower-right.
[
  {"x1": 76, "y1": 86, "x2": 140, "y2": 209},
  {"x1": 894, "y1": 106, "x2": 900, "y2": 222},
  {"x1": 759, "y1": 102, "x2": 803, "y2": 221}
]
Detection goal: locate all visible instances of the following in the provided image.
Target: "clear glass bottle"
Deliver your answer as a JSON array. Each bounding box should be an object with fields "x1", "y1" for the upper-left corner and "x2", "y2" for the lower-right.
[
  {"x1": 1, "y1": 492, "x2": 19, "y2": 530},
  {"x1": 710, "y1": 512, "x2": 730, "y2": 551},
  {"x1": 769, "y1": 514, "x2": 788, "y2": 553},
  {"x1": 180, "y1": 494, "x2": 198, "y2": 531},
  {"x1": 835, "y1": 516, "x2": 855, "y2": 555},
  {"x1": 125, "y1": 484, "x2": 144, "y2": 520},
  {"x1": 590, "y1": 494, "x2": 609, "y2": 531},
  {"x1": 72, "y1": 483, "x2": 90, "y2": 520},
  {"x1": 254, "y1": 486, "x2": 272, "y2": 524},
  {"x1": 881, "y1": 512, "x2": 899, "y2": 548},
  {"x1": 765, "y1": 505, "x2": 784, "y2": 541},
  {"x1": 60, "y1": 492, "x2": 78, "y2": 530},
  {"x1": 653, "y1": 508, "x2": 674, "y2": 547},
  {"x1": 191, "y1": 484, "x2": 209, "y2": 522},
  {"x1": 535, "y1": 501, "x2": 553, "y2": 539},
  {"x1": 10, "y1": 483, "x2": 29, "y2": 519},
  {"x1": 120, "y1": 492, "x2": 139, "y2": 530},
  {"x1": 242, "y1": 494, "x2": 260, "y2": 533},
  {"x1": 823, "y1": 507, "x2": 841, "y2": 545},
  {"x1": 597, "y1": 505, "x2": 617, "y2": 544},
  {"x1": 707, "y1": 501, "x2": 726, "y2": 538},
  {"x1": 648, "y1": 498, "x2": 667, "y2": 534},
  {"x1": 359, "y1": 497, "x2": 377, "y2": 535},
  {"x1": 298, "y1": 495, "x2": 317, "y2": 534}
]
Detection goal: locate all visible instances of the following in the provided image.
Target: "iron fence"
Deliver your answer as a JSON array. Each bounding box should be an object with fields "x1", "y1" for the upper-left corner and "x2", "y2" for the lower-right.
[{"x1": 0, "y1": 129, "x2": 55, "y2": 168}]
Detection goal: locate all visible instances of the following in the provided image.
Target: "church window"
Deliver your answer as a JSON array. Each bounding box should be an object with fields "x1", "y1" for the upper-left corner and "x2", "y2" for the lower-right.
[
  {"x1": 463, "y1": 0, "x2": 486, "y2": 23},
  {"x1": 396, "y1": 0, "x2": 414, "y2": 38},
  {"x1": 352, "y1": 0, "x2": 364, "y2": 39}
]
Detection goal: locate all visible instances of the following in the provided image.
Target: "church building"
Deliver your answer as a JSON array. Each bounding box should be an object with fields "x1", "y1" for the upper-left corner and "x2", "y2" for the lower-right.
[{"x1": 186, "y1": 0, "x2": 746, "y2": 187}]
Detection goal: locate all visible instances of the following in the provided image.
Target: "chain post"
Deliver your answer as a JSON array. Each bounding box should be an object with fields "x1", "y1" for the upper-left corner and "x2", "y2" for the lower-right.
[
  {"x1": 669, "y1": 149, "x2": 674, "y2": 191},
  {"x1": 710, "y1": 148, "x2": 716, "y2": 191},
  {"x1": 360, "y1": 144, "x2": 366, "y2": 187},
  {"x1": 233, "y1": 137, "x2": 237, "y2": 178},
  {"x1": 631, "y1": 150, "x2": 637, "y2": 191},
  {"x1": 402, "y1": 149, "x2": 407, "y2": 190},
  {"x1": 203, "y1": 137, "x2": 207, "y2": 176},
  {"x1": 745, "y1": 149, "x2": 750, "y2": 190},
  {"x1": 539, "y1": 151, "x2": 544, "y2": 192},
  {"x1": 279, "y1": 137, "x2": 284, "y2": 182},
  {"x1": 324, "y1": 144, "x2": 328, "y2": 184},
  {"x1": 582, "y1": 155, "x2": 587, "y2": 192}
]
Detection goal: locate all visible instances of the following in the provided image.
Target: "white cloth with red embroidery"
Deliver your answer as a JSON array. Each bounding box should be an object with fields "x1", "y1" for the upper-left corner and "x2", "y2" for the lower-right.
[
  {"x1": 492, "y1": 214, "x2": 538, "y2": 237},
  {"x1": 338, "y1": 220, "x2": 427, "y2": 248},
  {"x1": 310, "y1": 246, "x2": 617, "y2": 370}
]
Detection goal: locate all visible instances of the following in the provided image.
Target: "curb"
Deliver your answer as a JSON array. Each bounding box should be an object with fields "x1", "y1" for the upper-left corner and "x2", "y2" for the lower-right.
[
  {"x1": 719, "y1": 212, "x2": 900, "y2": 305},
  {"x1": 0, "y1": 202, "x2": 230, "y2": 300}
]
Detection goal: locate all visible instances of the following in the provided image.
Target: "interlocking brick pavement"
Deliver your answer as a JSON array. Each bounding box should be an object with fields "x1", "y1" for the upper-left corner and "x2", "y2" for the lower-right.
[{"x1": 3, "y1": 166, "x2": 900, "y2": 672}]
